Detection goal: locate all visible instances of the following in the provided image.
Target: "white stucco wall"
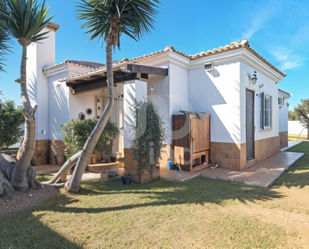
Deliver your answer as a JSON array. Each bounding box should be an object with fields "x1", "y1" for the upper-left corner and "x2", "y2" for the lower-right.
[
  {"x1": 240, "y1": 61, "x2": 279, "y2": 143},
  {"x1": 124, "y1": 80, "x2": 147, "y2": 148},
  {"x1": 168, "y1": 63, "x2": 189, "y2": 144},
  {"x1": 188, "y1": 62, "x2": 241, "y2": 144},
  {"x1": 27, "y1": 29, "x2": 56, "y2": 141},
  {"x1": 69, "y1": 91, "x2": 101, "y2": 121},
  {"x1": 288, "y1": 121, "x2": 308, "y2": 135},
  {"x1": 48, "y1": 72, "x2": 70, "y2": 140},
  {"x1": 147, "y1": 63, "x2": 170, "y2": 144},
  {"x1": 279, "y1": 103, "x2": 289, "y2": 132}
]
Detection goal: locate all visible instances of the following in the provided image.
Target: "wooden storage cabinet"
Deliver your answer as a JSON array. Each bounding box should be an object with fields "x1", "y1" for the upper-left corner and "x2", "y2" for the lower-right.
[{"x1": 173, "y1": 114, "x2": 210, "y2": 172}]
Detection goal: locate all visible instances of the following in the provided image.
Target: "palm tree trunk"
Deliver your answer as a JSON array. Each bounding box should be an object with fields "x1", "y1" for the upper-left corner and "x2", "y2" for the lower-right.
[
  {"x1": 47, "y1": 151, "x2": 82, "y2": 184},
  {"x1": 65, "y1": 41, "x2": 115, "y2": 193},
  {"x1": 10, "y1": 45, "x2": 37, "y2": 191}
]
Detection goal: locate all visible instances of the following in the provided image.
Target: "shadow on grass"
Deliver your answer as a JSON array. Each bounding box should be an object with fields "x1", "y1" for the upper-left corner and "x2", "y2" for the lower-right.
[
  {"x1": 0, "y1": 211, "x2": 83, "y2": 249},
  {"x1": 6, "y1": 142, "x2": 309, "y2": 248},
  {"x1": 273, "y1": 141, "x2": 309, "y2": 188},
  {"x1": 1, "y1": 167, "x2": 294, "y2": 248},
  {"x1": 36, "y1": 176, "x2": 286, "y2": 215}
]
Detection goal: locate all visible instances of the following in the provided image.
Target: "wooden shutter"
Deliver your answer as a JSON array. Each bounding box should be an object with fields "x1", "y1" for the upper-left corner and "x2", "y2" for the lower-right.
[
  {"x1": 270, "y1": 96, "x2": 272, "y2": 127},
  {"x1": 260, "y1": 92, "x2": 265, "y2": 130}
]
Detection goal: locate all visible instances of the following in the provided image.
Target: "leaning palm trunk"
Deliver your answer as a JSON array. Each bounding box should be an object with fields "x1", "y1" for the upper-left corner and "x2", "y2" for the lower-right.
[
  {"x1": 65, "y1": 41, "x2": 115, "y2": 193},
  {"x1": 11, "y1": 44, "x2": 38, "y2": 191},
  {"x1": 0, "y1": 44, "x2": 40, "y2": 196},
  {"x1": 47, "y1": 151, "x2": 82, "y2": 184}
]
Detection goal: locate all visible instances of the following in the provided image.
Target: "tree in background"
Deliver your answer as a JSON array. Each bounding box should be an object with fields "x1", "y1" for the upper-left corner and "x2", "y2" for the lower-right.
[
  {"x1": 288, "y1": 110, "x2": 300, "y2": 121},
  {"x1": 0, "y1": 0, "x2": 53, "y2": 198},
  {"x1": 294, "y1": 98, "x2": 309, "y2": 140},
  {"x1": 0, "y1": 98, "x2": 24, "y2": 149},
  {"x1": 57, "y1": 0, "x2": 161, "y2": 193}
]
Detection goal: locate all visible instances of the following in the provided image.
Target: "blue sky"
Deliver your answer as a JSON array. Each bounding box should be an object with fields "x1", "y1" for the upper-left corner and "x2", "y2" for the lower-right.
[{"x1": 0, "y1": 0, "x2": 308, "y2": 110}]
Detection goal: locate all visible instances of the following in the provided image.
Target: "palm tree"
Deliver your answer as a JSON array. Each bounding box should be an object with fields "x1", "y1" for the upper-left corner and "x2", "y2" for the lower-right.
[
  {"x1": 65, "y1": 0, "x2": 161, "y2": 192},
  {"x1": 0, "y1": 29, "x2": 11, "y2": 73},
  {"x1": 0, "y1": 0, "x2": 53, "y2": 192},
  {"x1": 0, "y1": 0, "x2": 12, "y2": 73}
]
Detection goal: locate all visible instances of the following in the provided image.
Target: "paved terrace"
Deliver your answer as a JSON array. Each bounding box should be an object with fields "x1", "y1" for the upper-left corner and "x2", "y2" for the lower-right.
[
  {"x1": 198, "y1": 151, "x2": 304, "y2": 187},
  {"x1": 161, "y1": 142, "x2": 305, "y2": 187},
  {"x1": 35, "y1": 142, "x2": 305, "y2": 187}
]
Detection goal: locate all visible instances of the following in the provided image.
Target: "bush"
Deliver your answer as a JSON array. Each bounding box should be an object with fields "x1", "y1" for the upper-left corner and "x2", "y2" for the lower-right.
[
  {"x1": 131, "y1": 99, "x2": 167, "y2": 178},
  {"x1": 60, "y1": 118, "x2": 119, "y2": 159},
  {"x1": 0, "y1": 98, "x2": 24, "y2": 149}
]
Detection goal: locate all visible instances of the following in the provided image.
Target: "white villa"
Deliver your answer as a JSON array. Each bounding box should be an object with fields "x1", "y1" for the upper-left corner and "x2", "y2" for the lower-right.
[{"x1": 27, "y1": 23, "x2": 291, "y2": 172}]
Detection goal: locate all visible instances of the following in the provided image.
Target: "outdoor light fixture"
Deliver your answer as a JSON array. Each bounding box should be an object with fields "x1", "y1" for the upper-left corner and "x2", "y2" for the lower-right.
[
  {"x1": 151, "y1": 86, "x2": 154, "y2": 91},
  {"x1": 251, "y1": 71, "x2": 258, "y2": 85}
]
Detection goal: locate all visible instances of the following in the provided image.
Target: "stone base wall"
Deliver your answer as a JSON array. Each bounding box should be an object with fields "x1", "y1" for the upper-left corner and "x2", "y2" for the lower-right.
[
  {"x1": 31, "y1": 140, "x2": 49, "y2": 166},
  {"x1": 124, "y1": 148, "x2": 160, "y2": 184},
  {"x1": 49, "y1": 140, "x2": 67, "y2": 165},
  {"x1": 279, "y1": 131, "x2": 288, "y2": 149},
  {"x1": 252, "y1": 136, "x2": 280, "y2": 166},
  {"x1": 22, "y1": 140, "x2": 67, "y2": 166},
  {"x1": 211, "y1": 136, "x2": 280, "y2": 171},
  {"x1": 210, "y1": 142, "x2": 242, "y2": 171}
]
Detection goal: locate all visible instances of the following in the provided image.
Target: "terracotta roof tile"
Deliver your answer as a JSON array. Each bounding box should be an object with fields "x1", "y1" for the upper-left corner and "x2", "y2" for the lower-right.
[
  {"x1": 60, "y1": 40, "x2": 286, "y2": 82},
  {"x1": 43, "y1": 60, "x2": 105, "y2": 71}
]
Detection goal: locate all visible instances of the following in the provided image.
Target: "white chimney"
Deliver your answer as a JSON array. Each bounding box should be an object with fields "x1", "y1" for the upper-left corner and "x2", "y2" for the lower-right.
[{"x1": 27, "y1": 23, "x2": 60, "y2": 140}]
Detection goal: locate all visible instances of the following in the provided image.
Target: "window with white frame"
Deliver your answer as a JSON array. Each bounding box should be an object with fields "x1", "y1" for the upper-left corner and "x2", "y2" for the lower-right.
[{"x1": 260, "y1": 93, "x2": 272, "y2": 130}]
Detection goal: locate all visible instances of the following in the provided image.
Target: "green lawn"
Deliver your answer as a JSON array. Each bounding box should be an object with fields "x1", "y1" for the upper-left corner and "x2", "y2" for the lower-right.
[
  {"x1": 289, "y1": 134, "x2": 308, "y2": 141},
  {"x1": 1, "y1": 142, "x2": 309, "y2": 248}
]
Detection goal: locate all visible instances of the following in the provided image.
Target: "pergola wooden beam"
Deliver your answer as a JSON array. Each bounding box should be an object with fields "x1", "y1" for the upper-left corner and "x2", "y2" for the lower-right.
[
  {"x1": 67, "y1": 73, "x2": 139, "y2": 95},
  {"x1": 126, "y1": 64, "x2": 168, "y2": 76},
  {"x1": 64, "y1": 64, "x2": 168, "y2": 94}
]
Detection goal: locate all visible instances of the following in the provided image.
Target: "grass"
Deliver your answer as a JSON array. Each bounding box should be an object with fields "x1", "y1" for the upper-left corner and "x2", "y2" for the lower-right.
[
  {"x1": 1, "y1": 143, "x2": 309, "y2": 248},
  {"x1": 288, "y1": 133, "x2": 308, "y2": 141}
]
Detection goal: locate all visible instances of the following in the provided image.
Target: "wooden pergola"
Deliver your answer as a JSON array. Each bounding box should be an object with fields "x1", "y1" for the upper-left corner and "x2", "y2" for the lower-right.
[{"x1": 61, "y1": 64, "x2": 168, "y2": 95}]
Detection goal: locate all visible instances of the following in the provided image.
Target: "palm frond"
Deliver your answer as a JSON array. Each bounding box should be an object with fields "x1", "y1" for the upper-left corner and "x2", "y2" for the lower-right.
[
  {"x1": 76, "y1": 0, "x2": 161, "y2": 48},
  {"x1": 0, "y1": 0, "x2": 54, "y2": 46}
]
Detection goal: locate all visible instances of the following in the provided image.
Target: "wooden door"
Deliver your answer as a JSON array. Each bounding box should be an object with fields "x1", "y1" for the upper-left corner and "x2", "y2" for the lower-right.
[
  {"x1": 246, "y1": 90, "x2": 255, "y2": 161},
  {"x1": 190, "y1": 115, "x2": 210, "y2": 153}
]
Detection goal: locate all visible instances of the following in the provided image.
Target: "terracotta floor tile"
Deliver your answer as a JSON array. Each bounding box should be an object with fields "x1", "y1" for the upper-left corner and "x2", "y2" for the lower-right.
[{"x1": 197, "y1": 151, "x2": 305, "y2": 187}]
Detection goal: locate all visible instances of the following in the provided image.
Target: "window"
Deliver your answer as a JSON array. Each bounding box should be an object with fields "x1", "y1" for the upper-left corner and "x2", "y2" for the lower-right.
[
  {"x1": 260, "y1": 93, "x2": 272, "y2": 130},
  {"x1": 86, "y1": 108, "x2": 92, "y2": 115},
  {"x1": 78, "y1": 112, "x2": 86, "y2": 121},
  {"x1": 278, "y1": 97, "x2": 284, "y2": 107}
]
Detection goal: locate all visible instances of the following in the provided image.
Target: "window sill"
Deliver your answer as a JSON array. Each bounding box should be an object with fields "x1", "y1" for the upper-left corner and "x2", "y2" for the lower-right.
[{"x1": 259, "y1": 128, "x2": 272, "y2": 132}]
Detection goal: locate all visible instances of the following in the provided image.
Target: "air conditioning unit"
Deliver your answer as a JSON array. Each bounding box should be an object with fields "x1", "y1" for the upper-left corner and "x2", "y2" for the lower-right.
[{"x1": 204, "y1": 63, "x2": 214, "y2": 72}]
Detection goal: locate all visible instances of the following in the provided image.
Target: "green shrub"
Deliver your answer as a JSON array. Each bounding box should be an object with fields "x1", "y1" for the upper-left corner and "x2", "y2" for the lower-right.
[
  {"x1": 60, "y1": 118, "x2": 119, "y2": 159},
  {"x1": 0, "y1": 98, "x2": 24, "y2": 149},
  {"x1": 131, "y1": 99, "x2": 167, "y2": 179}
]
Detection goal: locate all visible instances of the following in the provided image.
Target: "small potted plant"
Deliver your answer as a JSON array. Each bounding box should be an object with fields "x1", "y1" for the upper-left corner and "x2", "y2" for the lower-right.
[{"x1": 122, "y1": 171, "x2": 131, "y2": 185}]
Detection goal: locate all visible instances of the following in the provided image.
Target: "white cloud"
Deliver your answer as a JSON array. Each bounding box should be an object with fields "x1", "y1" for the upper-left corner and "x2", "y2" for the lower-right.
[
  {"x1": 238, "y1": 0, "x2": 296, "y2": 40},
  {"x1": 270, "y1": 47, "x2": 305, "y2": 70}
]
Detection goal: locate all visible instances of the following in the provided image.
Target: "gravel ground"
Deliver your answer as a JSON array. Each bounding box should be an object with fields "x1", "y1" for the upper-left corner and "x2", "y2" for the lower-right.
[{"x1": 0, "y1": 186, "x2": 58, "y2": 216}]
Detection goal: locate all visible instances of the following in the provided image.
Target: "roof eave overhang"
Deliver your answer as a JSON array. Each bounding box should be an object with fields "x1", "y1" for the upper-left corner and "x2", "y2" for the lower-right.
[
  {"x1": 278, "y1": 90, "x2": 292, "y2": 98},
  {"x1": 189, "y1": 48, "x2": 285, "y2": 83},
  {"x1": 43, "y1": 63, "x2": 69, "y2": 78}
]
